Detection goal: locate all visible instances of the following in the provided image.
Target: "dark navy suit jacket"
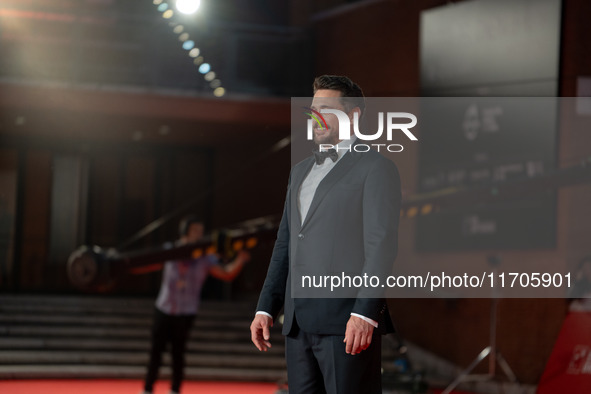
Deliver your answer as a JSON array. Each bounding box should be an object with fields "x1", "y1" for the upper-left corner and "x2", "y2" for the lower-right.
[{"x1": 257, "y1": 145, "x2": 401, "y2": 336}]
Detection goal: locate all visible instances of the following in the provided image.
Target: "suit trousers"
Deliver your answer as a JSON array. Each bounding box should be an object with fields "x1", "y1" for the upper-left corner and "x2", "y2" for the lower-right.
[
  {"x1": 144, "y1": 307, "x2": 195, "y2": 393},
  {"x1": 285, "y1": 319, "x2": 382, "y2": 394}
]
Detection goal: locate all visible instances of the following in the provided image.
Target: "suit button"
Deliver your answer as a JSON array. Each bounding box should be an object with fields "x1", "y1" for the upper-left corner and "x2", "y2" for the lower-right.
[{"x1": 298, "y1": 233, "x2": 304, "y2": 239}]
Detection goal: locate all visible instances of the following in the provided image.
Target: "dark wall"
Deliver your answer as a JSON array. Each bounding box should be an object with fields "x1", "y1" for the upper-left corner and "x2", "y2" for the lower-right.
[
  {"x1": 1, "y1": 140, "x2": 214, "y2": 294},
  {"x1": 0, "y1": 87, "x2": 291, "y2": 296}
]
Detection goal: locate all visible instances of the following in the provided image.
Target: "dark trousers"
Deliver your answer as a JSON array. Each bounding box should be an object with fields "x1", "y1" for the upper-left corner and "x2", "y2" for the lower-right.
[
  {"x1": 144, "y1": 308, "x2": 195, "y2": 393},
  {"x1": 285, "y1": 322, "x2": 382, "y2": 394}
]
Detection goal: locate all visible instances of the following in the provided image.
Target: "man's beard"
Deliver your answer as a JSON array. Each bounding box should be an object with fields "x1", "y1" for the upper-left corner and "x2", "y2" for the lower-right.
[{"x1": 312, "y1": 127, "x2": 339, "y2": 146}]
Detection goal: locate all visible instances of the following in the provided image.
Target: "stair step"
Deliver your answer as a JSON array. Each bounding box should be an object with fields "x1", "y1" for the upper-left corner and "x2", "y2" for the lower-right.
[
  {"x1": 0, "y1": 350, "x2": 286, "y2": 369},
  {"x1": 0, "y1": 325, "x2": 281, "y2": 343},
  {"x1": 0, "y1": 295, "x2": 288, "y2": 381},
  {"x1": 0, "y1": 337, "x2": 285, "y2": 353},
  {"x1": 0, "y1": 294, "x2": 256, "y2": 307},
  {"x1": 0, "y1": 301, "x2": 257, "y2": 319},
  {"x1": 0, "y1": 314, "x2": 255, "y2": 330},
  {"x1": 0, "y1": 364, "x2": 287, "y2": 381}
]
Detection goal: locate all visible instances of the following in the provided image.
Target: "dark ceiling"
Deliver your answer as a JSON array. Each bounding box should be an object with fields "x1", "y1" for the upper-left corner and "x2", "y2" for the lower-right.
[
  {"x1": 0, "y1": 0, "x2": 325, "y2": 147},
  {"x1": 0, "y1": 0, "x2": 315, "y2": 97}
]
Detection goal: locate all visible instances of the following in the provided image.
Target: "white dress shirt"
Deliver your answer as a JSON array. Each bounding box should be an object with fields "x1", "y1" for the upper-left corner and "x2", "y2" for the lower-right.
[{"x1": 299, "y1": 138, "x2": 352, "y2": 224}]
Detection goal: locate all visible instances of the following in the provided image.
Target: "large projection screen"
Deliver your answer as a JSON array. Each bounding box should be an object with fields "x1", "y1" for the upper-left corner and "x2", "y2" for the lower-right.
[{"x1": 418, "y1": 0, "x2": 561, "y2": 251}]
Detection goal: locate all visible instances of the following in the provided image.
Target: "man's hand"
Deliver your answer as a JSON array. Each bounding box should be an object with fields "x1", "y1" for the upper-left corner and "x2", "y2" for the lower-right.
[
  {"x1": 250, "y1": 313, "x2": 273, "y2": 352},
  {"x1": 343, "y1": 315, "x2": 374, "y2": 355}
]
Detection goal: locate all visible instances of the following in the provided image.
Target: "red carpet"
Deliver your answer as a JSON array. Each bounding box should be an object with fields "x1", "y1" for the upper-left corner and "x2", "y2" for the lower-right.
[
  {"x1": 0, "y1": 380, "x2": 480, "y2": 394},
  {"x1": 0, "y1": 380, "x2": 279, "y2": 394}
]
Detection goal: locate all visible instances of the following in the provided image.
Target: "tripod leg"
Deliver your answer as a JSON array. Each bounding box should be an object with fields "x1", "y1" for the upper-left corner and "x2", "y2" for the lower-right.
[
  {"x1": 442, "y1": 346, "x2": 491, "y2": 394},
  {"x1": 496, "y1": 352, "x2": 518, "y2": 383}
]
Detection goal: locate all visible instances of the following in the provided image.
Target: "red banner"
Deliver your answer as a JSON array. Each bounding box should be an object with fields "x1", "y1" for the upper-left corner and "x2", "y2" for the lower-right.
[{"x1": 537, "y1": 312, "x2": 591, "y2": 393}]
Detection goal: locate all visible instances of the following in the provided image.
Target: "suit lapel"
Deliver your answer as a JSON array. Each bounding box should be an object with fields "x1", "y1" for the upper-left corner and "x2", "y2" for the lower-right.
[
  {"x1": 301, "y1": 150, "x2": 360, "y2": 230},
  {"x1": 291, "y1": 157, "x2": 315, "y2": 229}
]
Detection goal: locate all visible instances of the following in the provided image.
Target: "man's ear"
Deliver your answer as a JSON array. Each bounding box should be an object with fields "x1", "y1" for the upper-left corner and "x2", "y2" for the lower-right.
[{"x1": 348, "y1": 107, "x2": 362, "y2": 121}]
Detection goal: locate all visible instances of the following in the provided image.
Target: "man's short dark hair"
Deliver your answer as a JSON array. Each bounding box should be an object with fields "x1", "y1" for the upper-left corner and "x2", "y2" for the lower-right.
[
  {"x1": 312, "y1": 75, "x2": 365, "y2": 115},
  {"x1": 179, "y1": 215, "x2": 204, "y2": 237}
]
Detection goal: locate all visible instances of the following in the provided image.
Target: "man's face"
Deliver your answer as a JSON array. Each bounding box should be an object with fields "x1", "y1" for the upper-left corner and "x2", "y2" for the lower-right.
[
  {"x1": 310, "y1": 89, "x2": 349, "y2": 146},
  {"x1": 185, "y1": 222, "x2": 204, "y2": 243}
]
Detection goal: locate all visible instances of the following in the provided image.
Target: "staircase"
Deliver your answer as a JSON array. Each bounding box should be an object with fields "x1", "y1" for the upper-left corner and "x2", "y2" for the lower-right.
[{"x1": 0, "y1": 294, "x2": 287, "y2": 382}]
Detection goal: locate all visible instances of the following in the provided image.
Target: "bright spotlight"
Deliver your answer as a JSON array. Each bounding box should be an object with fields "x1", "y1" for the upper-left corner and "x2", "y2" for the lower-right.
[
  {"x1": 182, "y1": 40, "x2": 195, "y2": 50},
  {"x1": 176, "y1": 0, "x2": 201, "y2": 14},
  {"x1": 198, "y1": 63, "x2": 210, "y2": 74}
]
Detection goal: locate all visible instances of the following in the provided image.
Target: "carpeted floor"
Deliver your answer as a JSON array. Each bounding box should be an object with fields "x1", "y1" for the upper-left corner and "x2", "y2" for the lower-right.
[{"x1": 0, "y1": 379, "x2": 479, "y2": 394}]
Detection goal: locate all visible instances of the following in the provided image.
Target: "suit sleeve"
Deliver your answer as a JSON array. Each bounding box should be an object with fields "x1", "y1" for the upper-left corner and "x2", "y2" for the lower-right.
[
  {"x1": 351, "y1": 157, "x2": 401, "y2": 322},
  {"x1": 255, "y1": 176, "x2": 291, "y2": 320}
]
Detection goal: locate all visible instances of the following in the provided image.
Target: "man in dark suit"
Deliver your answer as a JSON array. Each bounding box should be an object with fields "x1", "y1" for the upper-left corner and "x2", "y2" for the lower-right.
[{"x1": 250, "y1": 75, "x2": 401, "y2": 394}]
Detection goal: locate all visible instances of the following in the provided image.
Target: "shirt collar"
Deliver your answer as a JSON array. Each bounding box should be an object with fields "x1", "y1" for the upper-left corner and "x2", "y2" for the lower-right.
[{"x1": 318, "y1": 137, "x2": 356, "y2": 162}]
